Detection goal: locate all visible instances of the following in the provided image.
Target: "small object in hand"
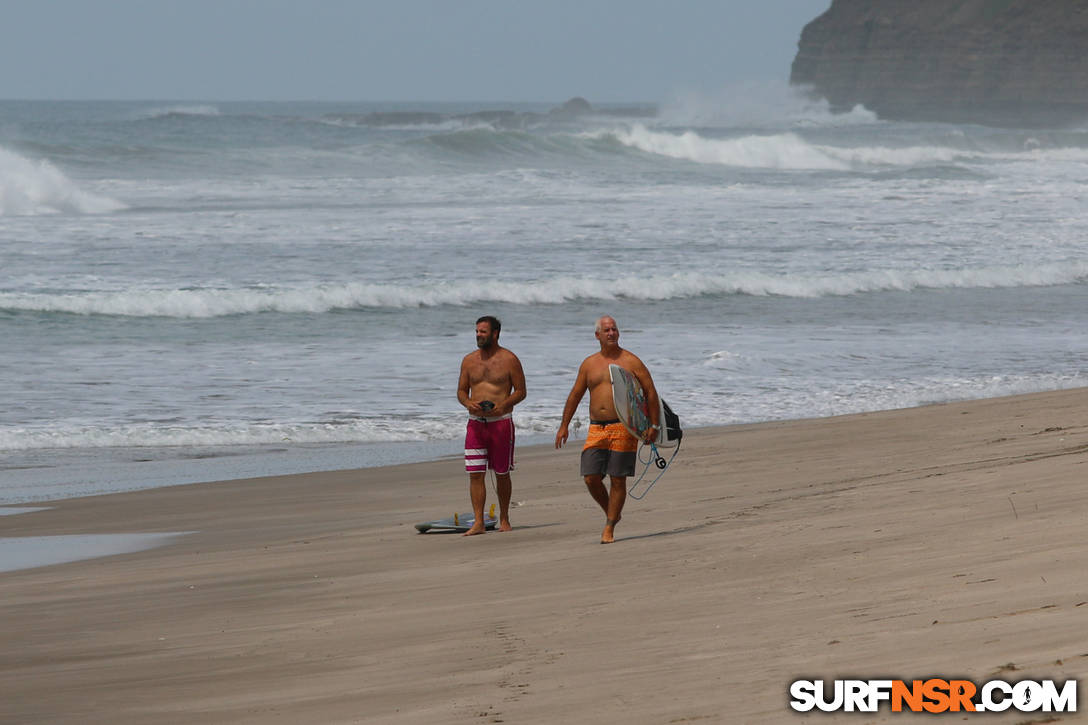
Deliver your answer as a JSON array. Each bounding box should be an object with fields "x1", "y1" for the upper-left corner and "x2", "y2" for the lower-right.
[{"x1": 479, "y1": 400, "x2": 495, "y2": 411}]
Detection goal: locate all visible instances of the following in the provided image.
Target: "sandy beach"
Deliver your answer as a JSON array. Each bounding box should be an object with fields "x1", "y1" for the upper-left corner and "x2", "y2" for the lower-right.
[{"x1": 2, "y1": 389, "x2": 1087, "y2": 724}]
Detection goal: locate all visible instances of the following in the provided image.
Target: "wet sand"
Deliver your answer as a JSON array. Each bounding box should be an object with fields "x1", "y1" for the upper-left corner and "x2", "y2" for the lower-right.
[{"x1": 2, "y1": 389, "x2": 1087, "y2": 723}]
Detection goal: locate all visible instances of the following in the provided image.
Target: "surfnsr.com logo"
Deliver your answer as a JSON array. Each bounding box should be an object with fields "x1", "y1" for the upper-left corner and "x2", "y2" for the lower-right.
[{"x1": 789, "y1": 678, "x2": 1077, "y2": 714}]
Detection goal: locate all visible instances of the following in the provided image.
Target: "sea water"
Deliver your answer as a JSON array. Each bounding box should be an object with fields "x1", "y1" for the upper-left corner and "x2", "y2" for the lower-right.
[{"x1": 2, "y1": 92, "x2": 1086, "y2": 503}]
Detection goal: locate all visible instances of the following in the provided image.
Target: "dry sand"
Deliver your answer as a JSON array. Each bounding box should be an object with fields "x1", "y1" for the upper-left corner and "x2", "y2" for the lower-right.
[{"x1": 2, "y1": 389, "x2": 1087, "y2": 724}]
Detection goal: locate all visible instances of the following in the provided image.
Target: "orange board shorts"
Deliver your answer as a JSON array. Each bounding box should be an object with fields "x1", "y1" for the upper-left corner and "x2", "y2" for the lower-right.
[{"x1": 580, "y1": 420, "x2": 637, "y2": 478}]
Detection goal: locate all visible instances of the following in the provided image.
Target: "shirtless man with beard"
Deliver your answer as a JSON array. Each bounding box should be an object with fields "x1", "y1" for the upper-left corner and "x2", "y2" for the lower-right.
[{"x1": 457, "y1": 316, "x2": 526, "y2": 535}]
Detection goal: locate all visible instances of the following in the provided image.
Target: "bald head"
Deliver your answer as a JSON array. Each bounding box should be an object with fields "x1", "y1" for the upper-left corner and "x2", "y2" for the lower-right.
[{"x1": 594, "y1": 315, "x2": 621, "y2": 352}]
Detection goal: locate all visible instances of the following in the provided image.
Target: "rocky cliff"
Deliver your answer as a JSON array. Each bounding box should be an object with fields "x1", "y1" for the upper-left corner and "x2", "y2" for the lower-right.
[{"x1": 790, "y1": 0, "x2": 1088, "y2": 126}]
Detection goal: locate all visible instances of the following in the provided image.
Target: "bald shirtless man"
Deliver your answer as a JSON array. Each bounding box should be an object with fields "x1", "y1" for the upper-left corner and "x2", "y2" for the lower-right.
[
  {"x1": 555, "y1": 315, "x2": 659, "y2": 543},
  {"x1": 457, "y1": 315, "x2": 526, "y2": 536}
]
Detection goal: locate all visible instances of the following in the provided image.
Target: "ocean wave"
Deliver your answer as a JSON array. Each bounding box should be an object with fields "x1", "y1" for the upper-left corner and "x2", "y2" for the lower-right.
[
  {"x1": 321, "y1": 115, "x2": 472, "y2": 132},
  {"x1": 605, "y1": 124, "x2": 1088, "y2": 171},
  {"x1": 821, "y1": 143, "x2": 965, "y2": 167},
  {"x1": 316, "y1": 121, "x2": 1088, "y2": 172},
  {"x1": 400, "y1": 125, "x2": 1039, "y2": 177},
  {"x1": 0, "y1": 412, "x2": 565, "y2": 451},
  {"x1": 413, "y1": 127, "x2": 605, "y2": 163},
  {"x1": 415, "y1": 124, "x2": 882, "y2": 171},
  {"x1": 0, "y1": 145, "x2": 126, "y2": 215},
  {"x1": 4, "y1": 264, "x2": 1086, "y2": 317},
  {"x1": 413, "y1": 124, "x2": 853, "y2": 169},
  {"x1": 137, "y1": 104, "x2": 222, "y2": 120},
  {"x1": 0, "y1": 419, "x2": 462, "y2": 451},
  {"x1": 610, "y1": 126, "x2": 851, "y2": 170}
]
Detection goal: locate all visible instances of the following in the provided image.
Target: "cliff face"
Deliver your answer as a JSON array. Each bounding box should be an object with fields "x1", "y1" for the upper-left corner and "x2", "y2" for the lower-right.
[{"x1": 790, "y1": 0, "x2": 1088, "y2": 126}]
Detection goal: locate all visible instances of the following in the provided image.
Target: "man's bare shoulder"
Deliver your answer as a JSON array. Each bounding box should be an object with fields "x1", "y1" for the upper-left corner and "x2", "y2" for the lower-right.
[
  {"x1": 487, "y1": 346, "x2": 522, "y2": 368},
  {"x1": 497, "y1": 345, "x2": 522, "y2": 361},
  {"x1": 579, "y1": 351, "x2": 608, "y2": 369},
  {"x1": 618, "y1": 349, "x2": 646, "y2": 369}
]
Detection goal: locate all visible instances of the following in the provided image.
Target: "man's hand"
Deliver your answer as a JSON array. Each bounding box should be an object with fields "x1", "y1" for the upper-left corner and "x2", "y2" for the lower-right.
[{"x1": 555, "y1": 425, "x2": 569, "y2": 449}]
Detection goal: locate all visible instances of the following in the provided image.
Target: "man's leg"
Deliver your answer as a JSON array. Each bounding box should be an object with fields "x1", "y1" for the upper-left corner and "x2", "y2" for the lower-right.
[
  {"x1": 464, "y1": 471, "x2": 487, "y2": 536},
  {"x1": 601, "y1": 475, "x2": 627, "y2": 544},
  {"x1": 489, "y1": 418, "x2": 515, "y2": 532},
  {"x1": 494, "y1": 472, "x2": 513, "y2": 531},
  {"x1": 583, "y1": 474, "x2": 610, "y2": 514}
]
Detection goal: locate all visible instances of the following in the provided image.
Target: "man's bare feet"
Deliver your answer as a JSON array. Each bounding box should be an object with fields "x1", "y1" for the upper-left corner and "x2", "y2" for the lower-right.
[
  {"x1": 498, "y1": 519, "x2": 513, "y2": 532},
  {"x1": 462, "y1": 523, "x2": 486, "y2": 536},
  {"x1": 601, "y1": 517, "x2": 620, "y2": 544}
]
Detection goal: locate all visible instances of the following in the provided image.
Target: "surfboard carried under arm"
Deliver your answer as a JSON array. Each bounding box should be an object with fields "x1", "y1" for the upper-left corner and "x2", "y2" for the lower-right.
[
  {"x1": 609, "y1": 364, "x2": 681, "y2": 447},
  {"x1": 608, "y1": 363, "x2": 682, "y2": 498}
]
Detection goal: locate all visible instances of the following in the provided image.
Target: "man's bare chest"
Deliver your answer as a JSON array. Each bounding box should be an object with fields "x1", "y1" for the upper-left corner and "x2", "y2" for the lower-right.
[{"x1": 470, "y1": 357, "x2": 509, "y2": 384}]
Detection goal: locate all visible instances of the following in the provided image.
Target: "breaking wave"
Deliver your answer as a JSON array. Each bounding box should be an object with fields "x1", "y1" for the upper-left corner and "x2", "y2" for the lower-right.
[
  {"x1": 610, "y1": 126, "x2": 849, "y2": 170},
  {"x1": 0, "y1": 145, "x2": 126, "y2": 215},
  {"x1": 0, "y1": 418, "x2": 462, "y2": 451},
  {"x1": 4, "y1": 263, "x2": 1086, "y2": 317},
  {"x1": 0, "y1": 411, "x2": 564, "y2": 451},
  {"x1": 607, "y1": 125, "x2": 1006, "y2": 170}
]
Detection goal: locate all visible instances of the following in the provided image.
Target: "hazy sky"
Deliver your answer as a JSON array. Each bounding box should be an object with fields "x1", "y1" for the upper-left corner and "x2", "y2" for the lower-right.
[{"x1": 3, "y1": 1, "x2": 830, "y2": 103}]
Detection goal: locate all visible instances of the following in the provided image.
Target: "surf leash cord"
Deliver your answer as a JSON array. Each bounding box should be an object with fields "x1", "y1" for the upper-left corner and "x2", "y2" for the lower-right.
[{"x1": 627, "y1": 439, "x2": 681, "y2": 500}]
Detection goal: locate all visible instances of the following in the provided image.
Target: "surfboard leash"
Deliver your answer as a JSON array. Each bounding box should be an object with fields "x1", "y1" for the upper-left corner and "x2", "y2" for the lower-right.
[{"x1": 627, "y1": 439, "x2": 681, "y2": 500}]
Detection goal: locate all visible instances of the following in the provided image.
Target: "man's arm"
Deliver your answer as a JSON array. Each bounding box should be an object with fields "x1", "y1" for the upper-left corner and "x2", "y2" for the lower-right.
[
  {"x1": 555, "y1": 362, "x2": 589, "y2": 449},
  {"x1": 495, "y1": 352, "x2": 527, "y2": 416}
]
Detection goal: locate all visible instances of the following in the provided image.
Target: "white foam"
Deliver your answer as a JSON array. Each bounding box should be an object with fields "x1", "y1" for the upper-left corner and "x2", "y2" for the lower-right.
[
  {"x1": 0, "y1": 410, "x2": 578, "y2": 453},
  {"x1": 612, "y1": 124, "x2": 972, "y2": 170},
  {"x1": 611, "y1": 125, "x2": 850, "y2": 170},
  {"x1": 3, "y1": 263, "x2": 1086, "y2": 317},
  {"x1": 0, "y1": 418, "x2": 466, "y2": 451},
  {"x1": 0, "y1": 145, "x2": 126, "y2": 216},
  {"x1": 821, "y1": 143, "x2": 964, "y2": 167},
  {"x1": 607, "y1": 122, "x2": 1088, "y2": 171}
]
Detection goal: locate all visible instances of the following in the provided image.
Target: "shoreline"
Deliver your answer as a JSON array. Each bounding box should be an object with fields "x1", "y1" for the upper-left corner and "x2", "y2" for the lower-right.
[
  {"x1": 6, "y1": 382, "x2": 1087, "y2": 506},
  {"x1": 0, "y1": 437, "x2": 472, "y2": 506},
  {"x1": 2, "y1": 387, "x2": 1087, "y2": 723}
]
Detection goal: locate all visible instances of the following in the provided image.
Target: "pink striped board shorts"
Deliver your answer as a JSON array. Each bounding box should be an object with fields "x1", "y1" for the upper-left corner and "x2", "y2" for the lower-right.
[{"x1": 464, "y1": 414, "x2": 515, "y2": 475}]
